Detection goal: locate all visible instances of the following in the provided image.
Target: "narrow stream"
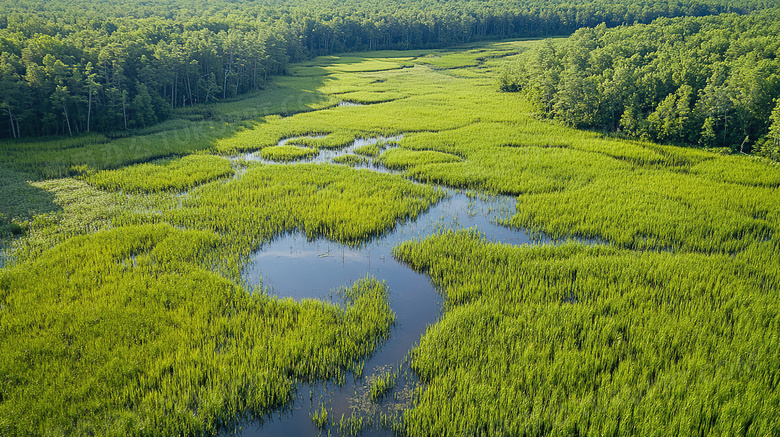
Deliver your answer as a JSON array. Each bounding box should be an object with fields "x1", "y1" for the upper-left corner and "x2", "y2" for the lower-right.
[
  {"x1": 225, "y1": 134, "x2": 591, "y2": 436},
  {"x1": 230, "y1": 189, "x2": 556, "y2": 436}
]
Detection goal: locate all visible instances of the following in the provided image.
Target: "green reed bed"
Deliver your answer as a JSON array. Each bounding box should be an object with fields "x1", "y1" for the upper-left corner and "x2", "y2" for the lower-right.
[
  {"x1": 353, "y1": 143, "x2": 385, "y2": 158},
  {"x1": 175, "y1": 85, "x2": 338, "y2": 122},
  {"x1": 377, "y1": 149, "x2": 461, "y2": 171},
  {"x1": 0, "y1": 224, "x2": 394, "y2": 436},
  {"x1": 259, "y1": 145, "x2": 318, "y2": 162},
  {"x1": 337, "y1": 92, "x2": 406, "y2": 104},
  {"x1": 332, "y1": 154, "x2": 368, "y2": 166},
  {"x1": 0, "y1": 121, "x2": 237, "y2": 179},
  {"x1": 369, "y1": 370, "x2": 398, "y2": 402},
  {"x1": 286, "y1": 131, "x2": 358, "y2": 149},
  {"x1": 162, "y1": 164, "x2": 444, "y2": 255},
  {"x1": 690, "y1": 155, "x2": 780, "y2": 187},
  {"x1": 83, "y1": 155, "x2": 234, "y2": 193},
  {"x1": 404, "y1": 144, "x2": 623, "y2": 195},
  {"x1": 6, "y1": 178, "x2": 177, "y2": 264},
  {"x1": 510, "y1": 166, "x2": 779, "y2": 253},
  {"x1": 394, "y1": 231, "x2": 780, "y2": 436}
]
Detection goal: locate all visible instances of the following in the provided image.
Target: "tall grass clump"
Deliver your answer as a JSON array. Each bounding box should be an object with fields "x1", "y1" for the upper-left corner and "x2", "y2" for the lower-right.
[
  {"x1": 83, "y1": 155, "x2": 233, "y2": 193},
  {"x1": 354, "y1": 143, "x2": 384, "y2": 157},
  {"x1": 259, "y1": 145, "x2": 318, "y2": 162},
  {"x1": 164, "y1": 164, "x2": 444, "y2": 265},
  {"x1": 370, "y1": 371, "x2": 398, "y2": 402},
  {"x1": 0, "y1": 225, "x2": 394, "y2": 436},
  {"x1": 394, "y1": 231, "x2": 780, "y2": 436},
  {"x1": 332, "y1": 154, "x2": 368, "y2": 166}
]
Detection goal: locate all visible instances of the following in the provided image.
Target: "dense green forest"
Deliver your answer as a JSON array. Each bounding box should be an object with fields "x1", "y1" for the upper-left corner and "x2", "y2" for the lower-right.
[
  {"x1": 503, "y1": 9, "x2": 780, "y2": 159},
  {"x1": 0, "y1": 0, "x2": 775, "y2": 138}
]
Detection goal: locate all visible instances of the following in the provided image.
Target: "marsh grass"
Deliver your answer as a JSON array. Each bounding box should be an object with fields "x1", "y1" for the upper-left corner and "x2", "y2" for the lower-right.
[
  {"x1": 0, "y1": 225, "x2": 395, "y2": 436},
  {"x1": 0, "y1": 121, "x2": 238, "y2": 179},
  {"x1": 5, "y1": 178, "x2": 177, "y2": 264},
  {"x1": 163, "y1": 163, "x2": 443, "y2": 261},
  {"x1": 83, "y1": 155, "x2": 234, "y2": 193},
  {"x1": 310, "y1": 404, "x2": 329, "y2": 429},
  {"x1": 287, "y1": 131, "x2": 358, "y2": 149},
  {"x1": 377, "y1": 148, "x2": 461, "y2": 170},
  {"x1": 259, "y1": 145, "x2": 318, "y2": 162},
  {"x1": 353, "y1": 143, "x2": 383, "y2": 157},
  {"x1": 394, "y1": 231, "x2": 780, "y2": 436},
  {"x1": 332, "y1": 154, "x2": 368, "y2": 166},
  {"x1": 369, "y1": 370, "x2": 398, "y2": 402},
  {"x1": 2, "y1": 37, "x2": 779, "y2": 437}
]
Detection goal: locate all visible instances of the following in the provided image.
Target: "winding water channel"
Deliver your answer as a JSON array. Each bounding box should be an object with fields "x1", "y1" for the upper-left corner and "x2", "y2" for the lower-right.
[{"x1": 225, "y1": 135, "x2": 574, "y2": 436}]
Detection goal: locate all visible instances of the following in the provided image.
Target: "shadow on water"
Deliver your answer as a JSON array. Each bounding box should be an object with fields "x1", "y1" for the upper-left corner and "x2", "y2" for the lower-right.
[{"x1": 230, "y1": 189, "x2": 571, "y2": 436}]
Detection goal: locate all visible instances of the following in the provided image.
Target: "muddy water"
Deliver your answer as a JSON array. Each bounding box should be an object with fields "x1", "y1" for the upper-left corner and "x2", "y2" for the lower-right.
[{"x1": 229, "y1": 189, "x2": 554, "y2": 436}]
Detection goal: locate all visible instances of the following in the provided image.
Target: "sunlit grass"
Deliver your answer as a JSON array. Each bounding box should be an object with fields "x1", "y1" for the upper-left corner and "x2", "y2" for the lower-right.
[
  {"x1": 83, "y1": 155, "x2": 233, "y2": 193},
  {"x1": 377, "y1": 148, "x2": 461, "y2": 170},
  {"x1": 0, "y1": 225, "x2": 395, "y2": 436},
  {"x1": 394, "y1": 231, "x2": 780, "y2": 436},
  {"x1": 332, "y1": 154, "x2": 368, "y2": 166},
  {"x1": 259, "y1": 145, "x2": 318, "y2": 162}
]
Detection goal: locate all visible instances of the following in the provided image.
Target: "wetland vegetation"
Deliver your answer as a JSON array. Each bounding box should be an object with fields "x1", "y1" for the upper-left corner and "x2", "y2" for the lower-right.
[{"x1": 2, "y1": 2, "x2": 780, "y2": 436}]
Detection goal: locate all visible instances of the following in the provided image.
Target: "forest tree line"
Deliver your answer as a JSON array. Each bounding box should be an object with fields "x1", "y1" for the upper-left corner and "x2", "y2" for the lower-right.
[
  {"x1": 502, "y1": 9, "x2": 780, "y2": 160},
  {"x1": 0, "y1": 0, "x2": 775, "y2": 138}
]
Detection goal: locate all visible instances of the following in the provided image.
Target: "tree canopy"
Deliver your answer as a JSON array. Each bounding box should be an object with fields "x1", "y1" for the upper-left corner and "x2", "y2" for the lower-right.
[
  {"x1": 506, "y1": 9, "x2": 780, "y2": 157},
  {"x1": 0, "y1": 0, "x2": 775, "y2": 137}
]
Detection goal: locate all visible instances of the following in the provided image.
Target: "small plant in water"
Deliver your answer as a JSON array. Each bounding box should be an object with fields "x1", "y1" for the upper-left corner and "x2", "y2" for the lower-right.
[
  {"x1": 311, "y1": 404, "x2": 329, "y2": 429},
  {"x1": 370, "y1": 370, "x2": 397, "y2": 402}
]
